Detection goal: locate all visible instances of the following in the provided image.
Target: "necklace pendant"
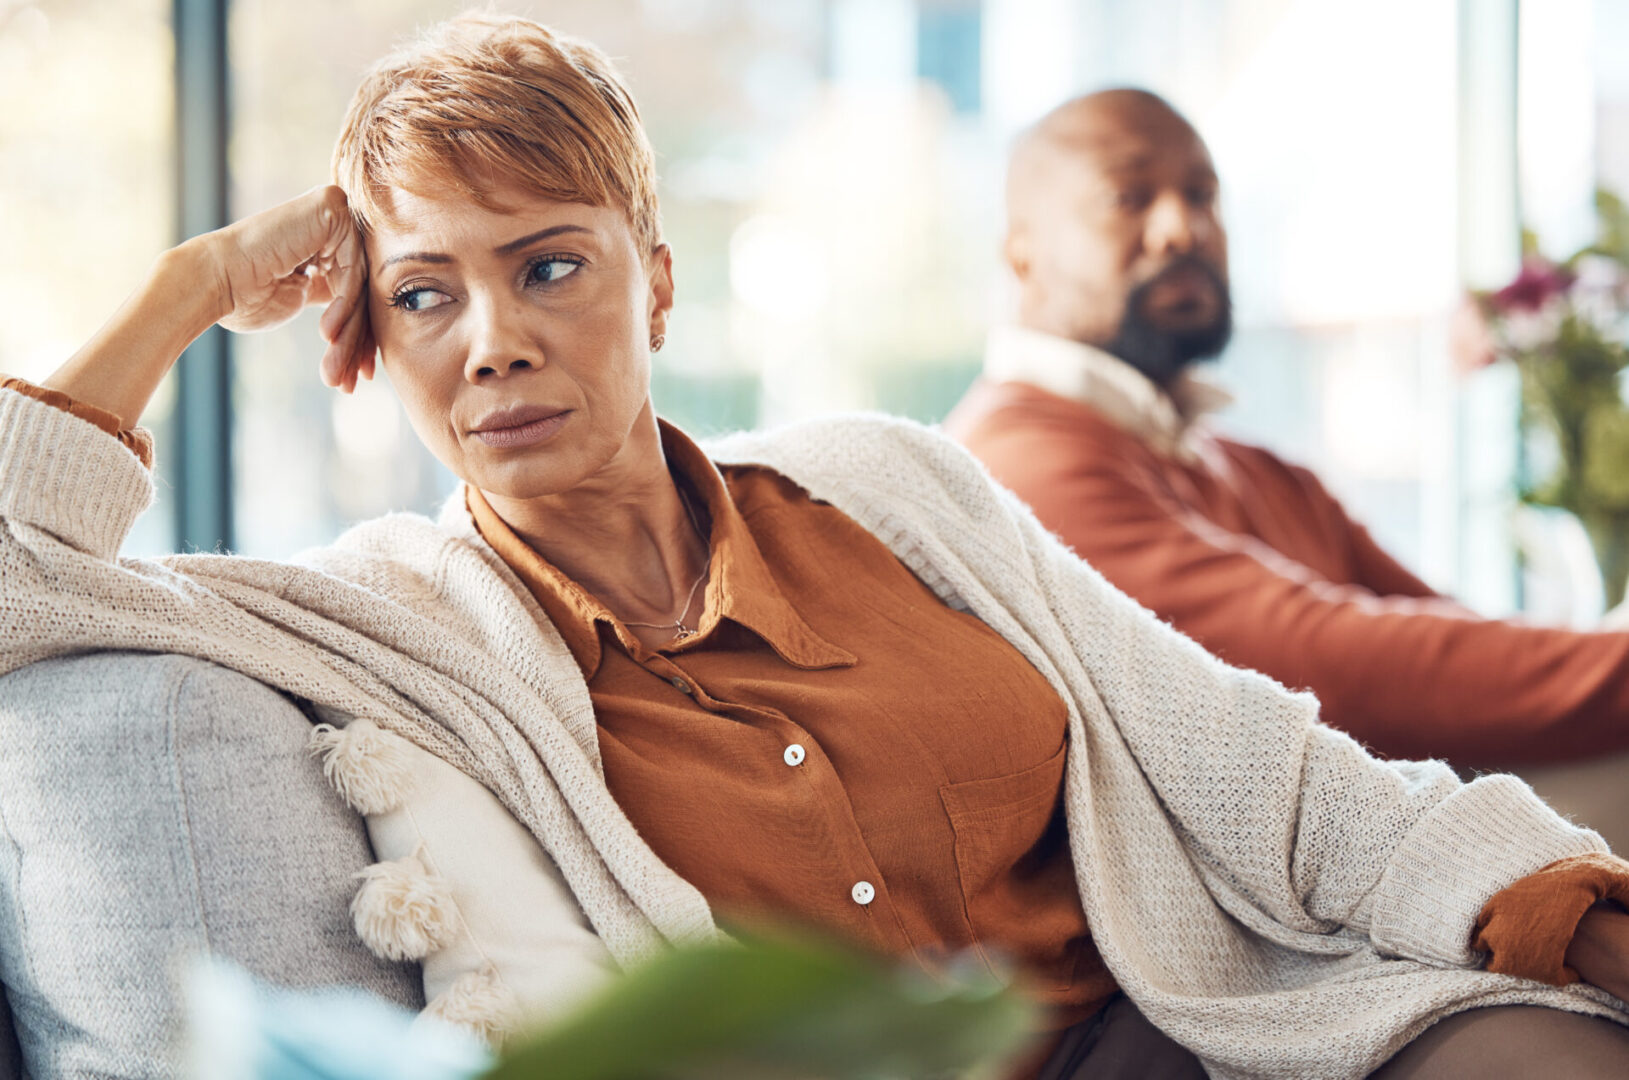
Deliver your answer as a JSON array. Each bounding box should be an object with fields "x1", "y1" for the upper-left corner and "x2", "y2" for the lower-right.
[{"x1": 671, "y1": 625, "x2": 698, "y2": 643}]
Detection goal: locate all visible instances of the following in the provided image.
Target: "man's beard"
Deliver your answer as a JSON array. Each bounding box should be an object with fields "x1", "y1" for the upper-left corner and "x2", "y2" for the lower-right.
[{"x1": 1103, "y1": 257, "x2": 1233, "y2": 387}]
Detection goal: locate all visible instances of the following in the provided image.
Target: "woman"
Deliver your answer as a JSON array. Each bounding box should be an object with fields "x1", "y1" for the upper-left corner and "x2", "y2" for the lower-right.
[{"x1": 4, "y1": 13, "x2": 1629, "y2": 1079}]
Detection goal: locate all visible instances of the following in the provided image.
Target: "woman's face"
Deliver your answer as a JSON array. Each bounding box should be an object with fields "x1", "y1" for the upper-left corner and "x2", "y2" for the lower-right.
[{"x1": 363, "y1": 183, "x2": 673, "y2": 501}]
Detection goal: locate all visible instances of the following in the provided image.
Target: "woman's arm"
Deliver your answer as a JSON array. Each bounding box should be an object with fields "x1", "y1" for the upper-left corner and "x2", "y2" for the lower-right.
[
  {"x1": 42, "y1": 184, "x2": 375, "y2": 427},
  {"x1": 0, "y1": 186, "x2": 375, "y2": 681},
  {"x1": 976, "y1": 468, "x2": 1609, "y2": 966}
]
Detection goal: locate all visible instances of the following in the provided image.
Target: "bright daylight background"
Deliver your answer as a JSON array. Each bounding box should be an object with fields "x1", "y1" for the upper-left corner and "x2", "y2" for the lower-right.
[{"x1": 2, "y1": 0, "x2": 1625, "y2": 620}]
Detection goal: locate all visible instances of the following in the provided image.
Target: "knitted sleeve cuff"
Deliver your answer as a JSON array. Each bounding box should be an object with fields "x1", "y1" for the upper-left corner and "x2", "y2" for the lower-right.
[
  {"x1": 0, "y1": 377, "x2": 154, "y2": 468},
  {"x1": 1473, "y1": 852, "x2": 1629, "y2": 985},
  {"x1": 0, "y1": 385, "x2": 156, "y2": 562}
]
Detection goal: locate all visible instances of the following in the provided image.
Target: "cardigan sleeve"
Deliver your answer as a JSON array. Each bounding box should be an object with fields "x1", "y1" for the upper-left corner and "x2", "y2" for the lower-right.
[
  {"x1": 0, "y1": 377, "x2": 154, "y2": 468},
  {"x1": 978, "y1": 464, "x2": 1609, "y2": 970},
  {"x1": 0, "y1": 383, "x2": 181, "y2": 679}
]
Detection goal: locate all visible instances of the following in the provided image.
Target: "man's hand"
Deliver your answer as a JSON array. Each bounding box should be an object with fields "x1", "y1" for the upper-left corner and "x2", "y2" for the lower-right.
[{"x1": 1565, "y1": 902, "x2": 1629, "y2": 1001}]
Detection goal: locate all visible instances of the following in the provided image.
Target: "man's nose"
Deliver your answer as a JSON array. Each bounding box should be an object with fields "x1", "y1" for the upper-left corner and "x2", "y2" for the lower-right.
[
  {"x1": 463, "y1": 298, "x2": 542, "y2": 384},
  {"x1": 1144, "y1": 191, "x2": 1205, "y2": 256}
]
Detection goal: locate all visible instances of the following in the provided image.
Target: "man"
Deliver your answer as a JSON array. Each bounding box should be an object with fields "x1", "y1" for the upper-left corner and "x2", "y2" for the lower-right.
[{"x1": 944, "y1": 88, "x2": 1629, "y2": 845}]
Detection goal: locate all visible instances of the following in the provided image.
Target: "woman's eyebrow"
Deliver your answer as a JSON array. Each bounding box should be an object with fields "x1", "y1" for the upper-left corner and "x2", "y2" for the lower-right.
[
  {"x1": 380, "y1": 225, "x2": 596, "y2": 272},
  {"x1": 494, "y1": 223, "x2": 594, "y2": 256}
]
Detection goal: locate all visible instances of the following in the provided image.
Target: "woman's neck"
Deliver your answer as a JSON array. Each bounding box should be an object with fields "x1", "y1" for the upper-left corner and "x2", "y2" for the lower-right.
[{"x1": 479, "y1": 421, "x2": 711, "y2": 630}]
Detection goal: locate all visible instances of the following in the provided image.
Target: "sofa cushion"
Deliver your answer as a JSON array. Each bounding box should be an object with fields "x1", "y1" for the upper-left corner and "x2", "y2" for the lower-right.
[
  {"x1": 0, "y1": 984, "x2": 19, "y2": 1080},
  {"x1": 0, "y1": 652, "x2": 421, "y2": 1078}
]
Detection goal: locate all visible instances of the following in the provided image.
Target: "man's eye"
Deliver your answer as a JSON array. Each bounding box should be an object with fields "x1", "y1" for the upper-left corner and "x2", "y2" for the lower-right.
[
  {"x1": 1115, "y1": 188, "x2": 1154, "y2": 211},
  {"x1": 529, "y1": 259, "x2": 582, "y2": 284},
  {"x1": 390, "y1": 288, "x2": 452, "y2": 312}
]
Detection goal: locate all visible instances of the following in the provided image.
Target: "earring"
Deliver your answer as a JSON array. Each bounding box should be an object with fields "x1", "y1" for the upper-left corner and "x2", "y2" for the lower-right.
[{"x1": 650, "y1": 334, "x2": 666, "y2": 353}]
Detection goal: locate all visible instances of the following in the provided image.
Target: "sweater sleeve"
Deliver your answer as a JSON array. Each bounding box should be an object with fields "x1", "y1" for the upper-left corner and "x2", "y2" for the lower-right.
[
  {"x1": 962, "y1": 410, "x2": 1629, "y2": 768},
  {"x1": 0, "y1": 383, "x2": 208, "y2": 680},
  {"x1": 0, "y1": 377, "x2": 154, "y2": 468},
  {"x1": 1474, "y1": 853, "x2": 1629, "y2": 985}
]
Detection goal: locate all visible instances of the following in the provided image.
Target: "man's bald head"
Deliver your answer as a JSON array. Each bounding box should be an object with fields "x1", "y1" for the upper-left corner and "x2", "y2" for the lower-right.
[
  {"x1": 1003, "y1": 89, "x2": 1231, "y2": 386},
  {"x1": 1007, "y1": 90, "x2": 1202, "y2": 228}
]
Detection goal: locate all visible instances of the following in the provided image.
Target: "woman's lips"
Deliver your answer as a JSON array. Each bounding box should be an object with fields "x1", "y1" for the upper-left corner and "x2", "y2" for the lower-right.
[{"x1": 471, "y1": 409, "x2": 572, "y2": 449}]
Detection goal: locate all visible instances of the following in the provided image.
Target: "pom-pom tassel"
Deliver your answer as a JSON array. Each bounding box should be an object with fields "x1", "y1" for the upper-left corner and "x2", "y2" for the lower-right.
[
  {"x1": 350, "y1": 856, "x2": 458, "y2": 961},
  {"x1": 422, "y1": 966, "x2": 519, "y2": 1046},
  {"x1": 309, "y1": 718, "x2": 413, "y2": 814}
]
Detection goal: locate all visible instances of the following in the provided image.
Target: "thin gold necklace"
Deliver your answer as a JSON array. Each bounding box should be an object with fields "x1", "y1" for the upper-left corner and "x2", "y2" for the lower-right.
[{"x1": 620, "y1": 487, "x2": 709, "y2": 643}]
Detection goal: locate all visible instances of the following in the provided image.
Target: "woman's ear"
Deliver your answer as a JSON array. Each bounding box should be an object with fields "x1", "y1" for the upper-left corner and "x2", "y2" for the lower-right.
[{"x1": 646, "y1": 243, "x2": 674, "y2": 340}]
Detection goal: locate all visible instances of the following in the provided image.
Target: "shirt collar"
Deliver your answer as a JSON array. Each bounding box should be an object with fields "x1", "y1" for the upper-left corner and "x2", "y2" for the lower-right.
[
  {"x1": 982, "y1": 325, "x2": 1233, "y2": 461},
  {"x1": 469, "y1": 420, "x2": 854, "y2": 678}
]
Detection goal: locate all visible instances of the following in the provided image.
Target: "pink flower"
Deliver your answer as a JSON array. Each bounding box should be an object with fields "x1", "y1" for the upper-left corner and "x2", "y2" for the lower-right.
[{"x1": 1491, "y1": 258, "x2": 1576, "y2": 313}]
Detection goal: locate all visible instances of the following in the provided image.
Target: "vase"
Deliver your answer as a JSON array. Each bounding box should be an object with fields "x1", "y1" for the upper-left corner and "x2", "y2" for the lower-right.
[{"x1": 1582, "y1": 513, "x2": 1629, "y2": 610}]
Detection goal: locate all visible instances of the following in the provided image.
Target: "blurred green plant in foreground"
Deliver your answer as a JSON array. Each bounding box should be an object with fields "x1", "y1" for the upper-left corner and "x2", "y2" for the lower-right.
[
  {"x1": 187, "y1": 931, "x2": 1037, "y2": 1080},
  {"x1": 490, "y1": 931, "x2": 1036, "y2": 1080}
]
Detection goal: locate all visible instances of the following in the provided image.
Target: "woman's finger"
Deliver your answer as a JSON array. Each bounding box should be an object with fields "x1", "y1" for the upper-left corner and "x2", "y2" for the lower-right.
[
  {"x1": 318, "y1": 217, "x2": 368, "y2": 343},
  {"x1": 326, "y1": 277, "x2": 375, "y2": 392}
]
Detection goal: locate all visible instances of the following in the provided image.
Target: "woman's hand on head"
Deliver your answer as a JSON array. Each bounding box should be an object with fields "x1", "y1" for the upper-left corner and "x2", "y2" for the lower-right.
[
  {"x1": 44, "y1": 185, "x2": 376, "y2": 426},
  {"x1": 204, "y1": 184, "x2": 377, "y2": 392}
]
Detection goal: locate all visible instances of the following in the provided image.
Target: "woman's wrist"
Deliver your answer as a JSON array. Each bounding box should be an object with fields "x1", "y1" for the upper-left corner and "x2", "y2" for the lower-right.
[
  {"x1": 160, "y1": 234, "x2": 237, "y2": 331},
  {"x1": 1563, "y1": 902, "x2": 1629, "y2": 1001},
  {"x1": 43, "y1": 235, "x2": 231, "y2": 427}
]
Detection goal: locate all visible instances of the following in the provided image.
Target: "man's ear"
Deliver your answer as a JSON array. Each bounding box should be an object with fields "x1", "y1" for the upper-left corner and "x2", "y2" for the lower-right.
[{"x1": 1003, "y1": 227, "x2": 1032, "y2": 283}]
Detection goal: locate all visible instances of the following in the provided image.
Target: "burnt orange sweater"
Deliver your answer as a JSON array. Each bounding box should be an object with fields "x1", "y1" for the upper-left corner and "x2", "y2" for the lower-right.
[{"x1": 948, "y1": 377, "x2": 1629, "y2": 769}]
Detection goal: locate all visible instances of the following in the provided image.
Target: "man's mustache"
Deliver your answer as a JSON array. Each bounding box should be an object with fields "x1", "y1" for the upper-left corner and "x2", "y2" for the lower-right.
[{"x1": 1132, "y1": 256, "x2": 1229, "y2": 301}]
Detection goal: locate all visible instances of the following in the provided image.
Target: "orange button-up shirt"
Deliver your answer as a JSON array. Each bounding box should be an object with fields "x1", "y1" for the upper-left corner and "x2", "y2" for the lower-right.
[{"x1": 470, "y1": 422, "x2": 1114, "y2": 1030}]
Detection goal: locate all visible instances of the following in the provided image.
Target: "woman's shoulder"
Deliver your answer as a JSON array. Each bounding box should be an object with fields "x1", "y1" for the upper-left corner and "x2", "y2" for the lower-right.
[{"x1": 702, "y1": 412, "x2": 994, "y2": 505}]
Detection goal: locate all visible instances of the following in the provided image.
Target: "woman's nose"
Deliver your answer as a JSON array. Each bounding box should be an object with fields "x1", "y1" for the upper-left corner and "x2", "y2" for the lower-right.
[{"x1": 463, "y1": 301, "x2": 544, "y2": 384}]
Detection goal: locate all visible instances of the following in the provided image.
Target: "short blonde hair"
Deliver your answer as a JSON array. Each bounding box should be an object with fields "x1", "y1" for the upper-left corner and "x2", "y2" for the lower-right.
[{"x1": 332, "y1": 13, "x2": 661, "y2": 257}]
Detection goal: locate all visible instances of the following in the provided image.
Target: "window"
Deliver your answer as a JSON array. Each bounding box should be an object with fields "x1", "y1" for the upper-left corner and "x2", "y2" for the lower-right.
[
  {"x1": 8, "y1": 0, "x2": 1543, "y2": 616},
  {"x1": 0, "y1": 0, "x2": 175, "y2": 556}
]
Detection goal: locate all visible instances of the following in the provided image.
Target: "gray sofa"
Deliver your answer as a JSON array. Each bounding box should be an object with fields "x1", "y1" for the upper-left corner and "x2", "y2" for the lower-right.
[{"x1": 0, "y1": 652, "x2": 422, "y2": 1079}]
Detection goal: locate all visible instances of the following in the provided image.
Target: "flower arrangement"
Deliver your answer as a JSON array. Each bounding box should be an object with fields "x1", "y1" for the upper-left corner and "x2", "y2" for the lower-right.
[{"x1": 1473, "y1": 191, "x2": 1629, "y2": 607}]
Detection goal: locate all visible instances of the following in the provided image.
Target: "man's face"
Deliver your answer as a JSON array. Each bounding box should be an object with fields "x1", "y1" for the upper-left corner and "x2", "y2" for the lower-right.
[{"x1": 1008, "y1": 101, "x2": 1232, "y2": 382}]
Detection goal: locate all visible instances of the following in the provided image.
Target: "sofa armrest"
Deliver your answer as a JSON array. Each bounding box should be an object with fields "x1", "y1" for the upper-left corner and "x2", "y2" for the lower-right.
[{"x1": 0, "y1": 652, "x2": 421, "y2": 1079}]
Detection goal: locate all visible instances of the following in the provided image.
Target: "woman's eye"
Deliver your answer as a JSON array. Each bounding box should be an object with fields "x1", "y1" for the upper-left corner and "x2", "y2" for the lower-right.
[
  {"x1": 529, "y1": 258, "x2": 582, "y2": 285},
  {"x1": 391, "y1": 288, "x2": 452, "y2": 312}
]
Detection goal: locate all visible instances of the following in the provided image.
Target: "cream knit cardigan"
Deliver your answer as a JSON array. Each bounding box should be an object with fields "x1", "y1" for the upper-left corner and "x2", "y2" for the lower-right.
[{"x1": 0, "y1": 385, "x2": 1622, "y2": 1078}]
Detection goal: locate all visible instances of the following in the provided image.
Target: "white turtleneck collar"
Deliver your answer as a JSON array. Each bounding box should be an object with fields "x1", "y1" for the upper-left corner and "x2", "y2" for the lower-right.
[{"x1": 982, "y1": 325, "x2": 1233, "y2": 462}]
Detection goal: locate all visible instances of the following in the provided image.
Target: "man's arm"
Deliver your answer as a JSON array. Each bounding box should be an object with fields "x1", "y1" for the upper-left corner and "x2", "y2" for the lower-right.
[
  {"x1": 1268, "y1": 451, "x2": 1447, "y2": 602},
  {"x1": 967, "y1": 418, "x2": 1629, "y2": 767}
]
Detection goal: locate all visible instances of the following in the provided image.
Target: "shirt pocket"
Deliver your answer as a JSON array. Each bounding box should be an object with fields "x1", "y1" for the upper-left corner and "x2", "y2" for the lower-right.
[{"x1": 938, "y1": 742, "x2": 1081, "y2": 991}]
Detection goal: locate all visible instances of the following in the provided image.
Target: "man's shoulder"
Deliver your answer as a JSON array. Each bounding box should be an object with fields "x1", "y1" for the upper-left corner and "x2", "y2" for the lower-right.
[{"x1": 947, "y1": 378, "x2": 1128, "y2": 441}]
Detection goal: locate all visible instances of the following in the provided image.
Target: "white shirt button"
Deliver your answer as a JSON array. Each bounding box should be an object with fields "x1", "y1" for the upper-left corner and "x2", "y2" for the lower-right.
[
  {"x1": 669, "y1": 676, "x2": 692, "y2": 694},
  {"x1": 851, "y1": 881, "x2": 875, "y2": 906},
  {"x1": 783, "y1": 744, "x2": 806, "y2": 766}
]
